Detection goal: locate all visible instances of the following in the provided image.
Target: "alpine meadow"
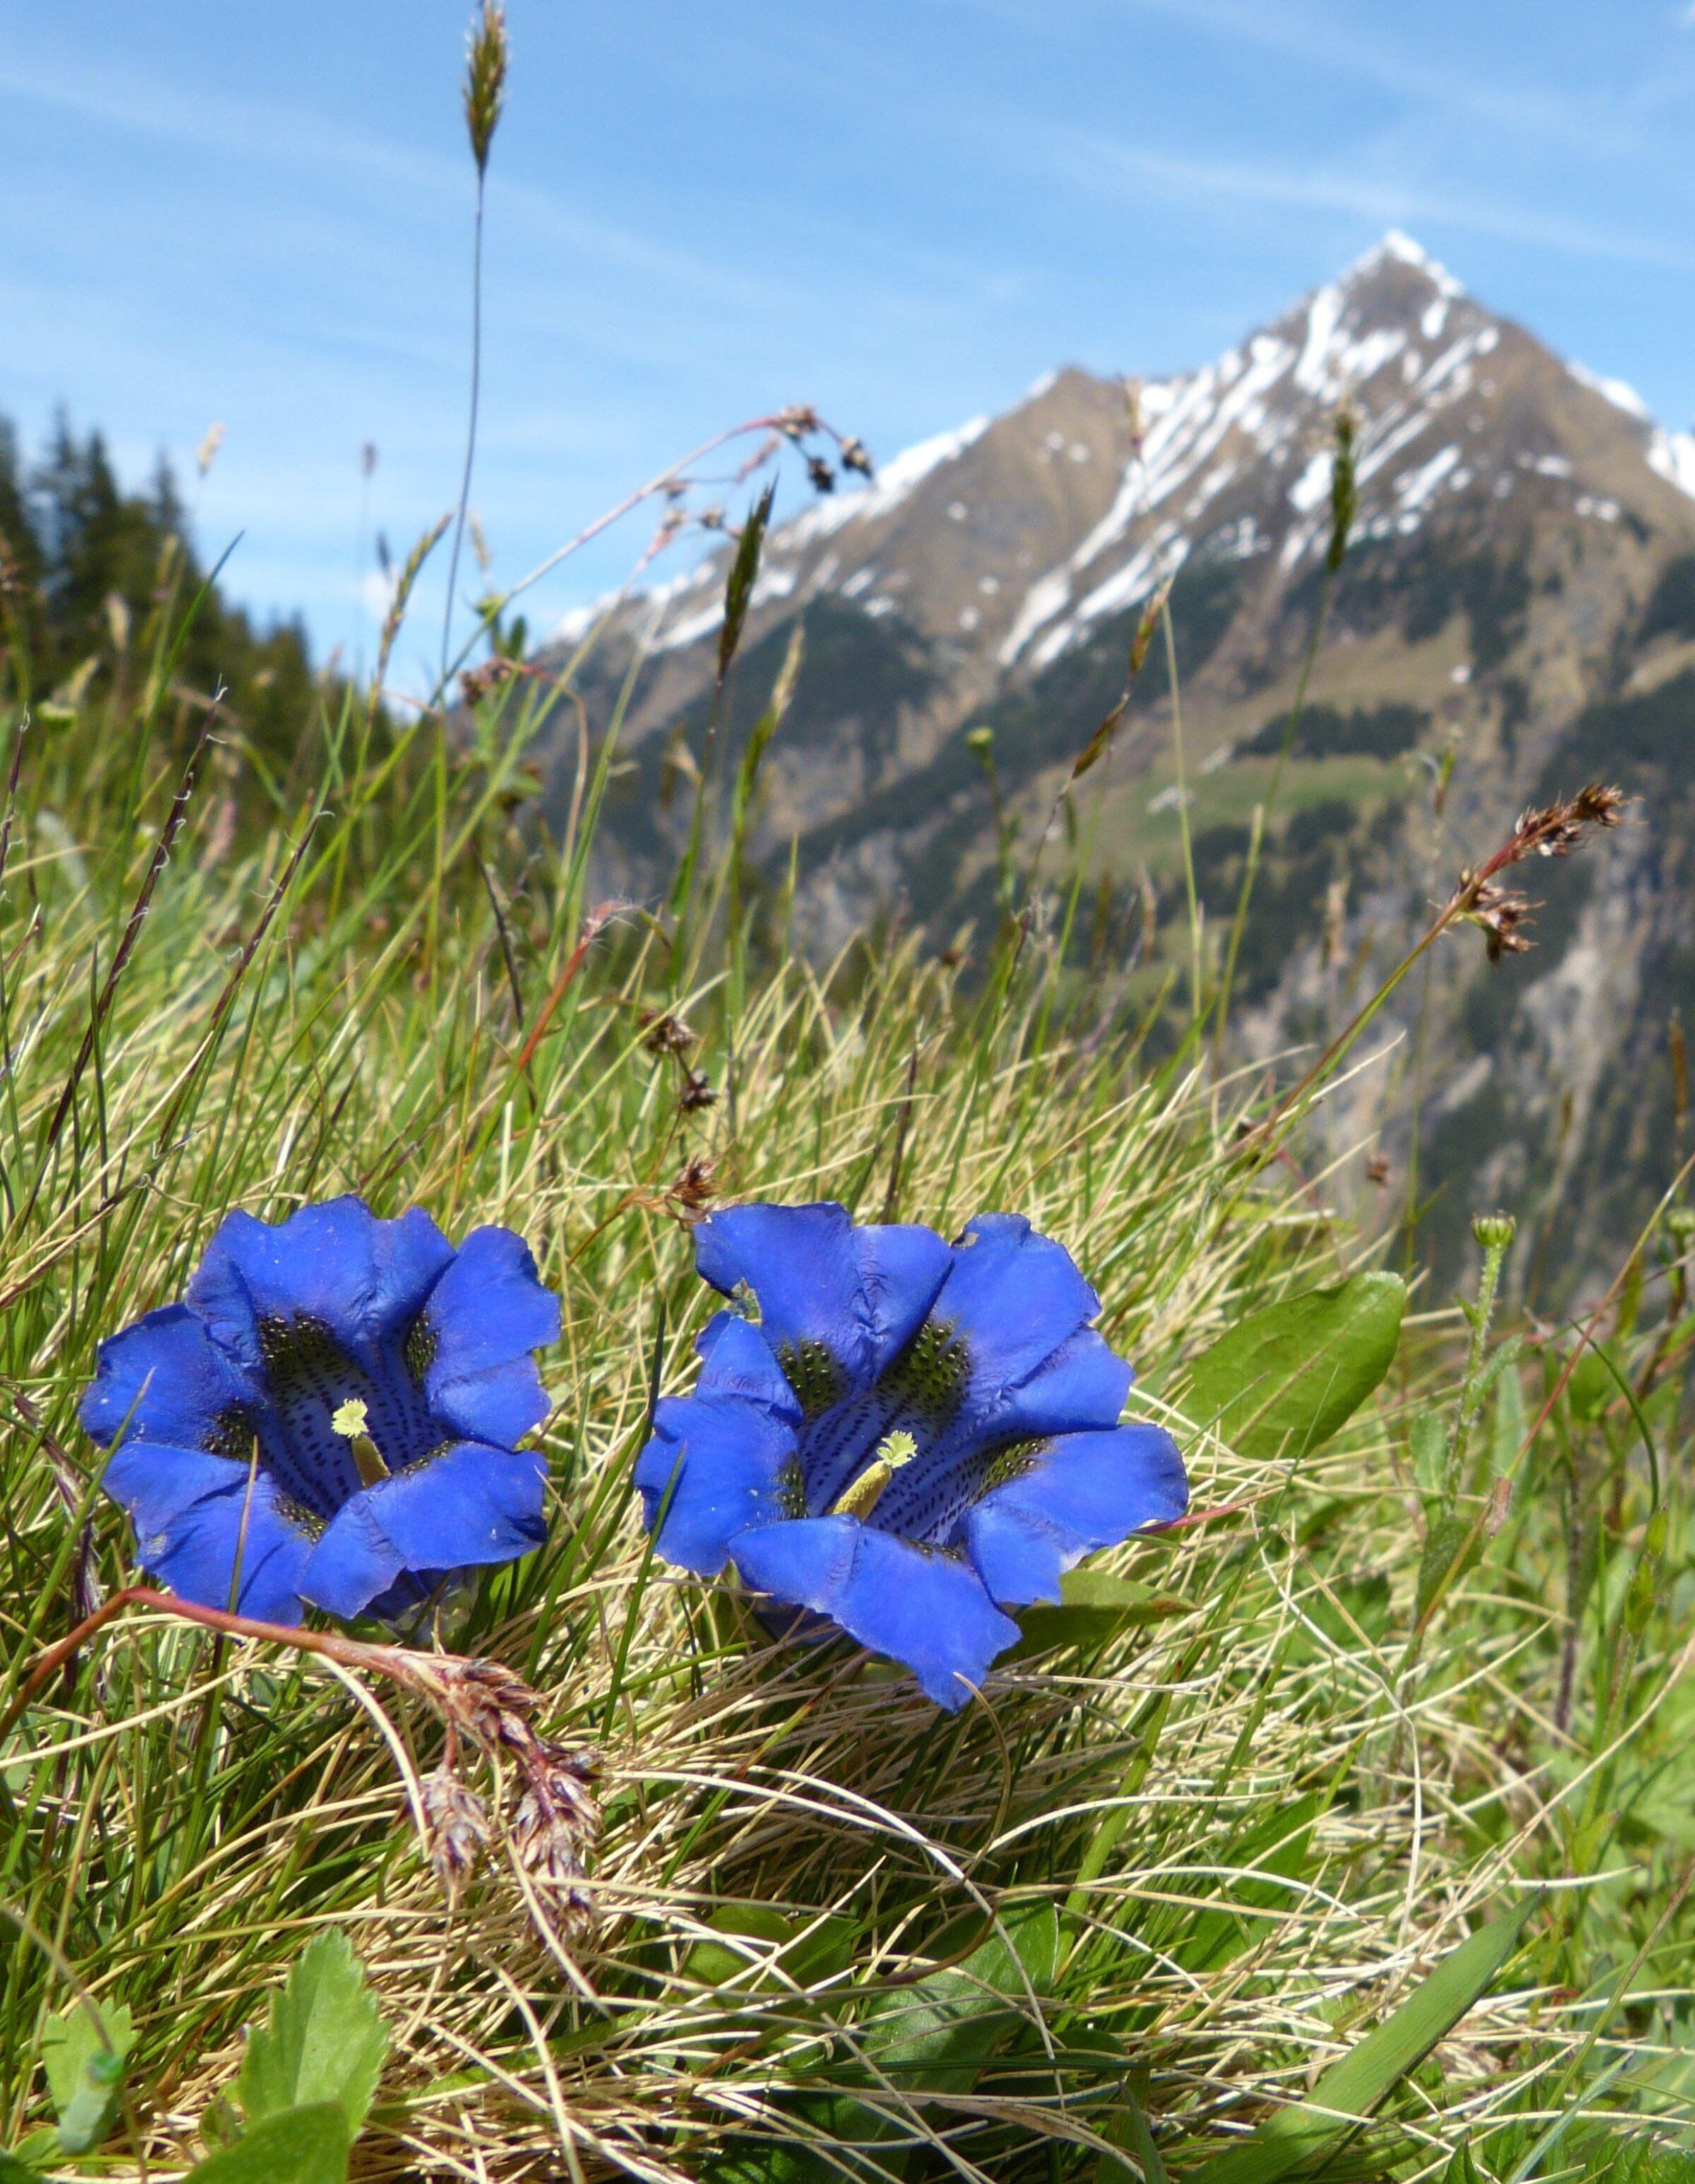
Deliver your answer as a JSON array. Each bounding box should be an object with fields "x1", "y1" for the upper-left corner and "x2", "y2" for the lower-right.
[{"x1": 5, "y1": 11, "x2": 1695, "y2": 2184}]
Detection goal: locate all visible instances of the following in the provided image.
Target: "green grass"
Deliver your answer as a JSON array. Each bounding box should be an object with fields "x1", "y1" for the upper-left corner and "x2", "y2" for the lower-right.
[{"x1": 0, "y1": 575, "x2": 1689, "y2": 2184}]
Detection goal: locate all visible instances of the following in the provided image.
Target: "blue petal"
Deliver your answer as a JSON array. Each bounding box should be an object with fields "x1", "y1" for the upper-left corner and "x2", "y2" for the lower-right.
[
  {"x1": 186, "y1": 1198, "x2": 456, "y2": 1377},
  {"x1": 80, "y1": 1305, "x2": 262, "y2": 1455},
  {"x1": 936, "y1": 1214, "x2": 1102, "y2": 1410},
  {"x1": 693, "y1": 1203, "x2": 950, "y2": 1387},
  {"x1": 122, "y1": 1461, "x2": 314, "y2": 1624},
  {"x1": 636, "y1": 1392, "x2": 801, "y2": 1576},
  {"x1": 963, "y1": 1424, "x2": 1189, "y2": 1606},
  {"x1": 852, "y1": 1221, "x2": 956, "y2": 1375},
  {"x1": 694, "y1": 1313, "x2": 802, "y2": 1417},
  {"x1": 868, "y1": 1328, "x2": 1133, "y2": 1542},
  {"x1": 301, "y1": 1440, "x2": 546, "y2": 1620},
  {"x1": 104, "y1": 1438, "x2": 254, "y2": 1537},
  {"x1": 730, "y1": 1517, "x2": 1020, "y2": 1709},
  {"x1": 420, "y1": 1225, "x2": 560, "y2": 1445}
]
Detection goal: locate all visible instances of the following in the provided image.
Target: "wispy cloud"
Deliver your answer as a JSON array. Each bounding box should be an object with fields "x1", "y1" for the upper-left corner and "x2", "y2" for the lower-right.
[{"x1": 1029, "y1": 124, "x2": 1695, "y2": 277}]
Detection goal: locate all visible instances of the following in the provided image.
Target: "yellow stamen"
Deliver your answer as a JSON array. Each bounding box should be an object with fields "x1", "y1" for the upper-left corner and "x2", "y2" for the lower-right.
[
  {"x1": 331, "y1": 1397, "x2": 389, "y2": 1486},
  {"x1": 829, "y1": 1429, "x2": 918, "y2": 1522}
]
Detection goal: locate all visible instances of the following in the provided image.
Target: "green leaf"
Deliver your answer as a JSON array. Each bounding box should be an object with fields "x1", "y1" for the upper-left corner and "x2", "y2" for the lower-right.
[
  {"x1": 0, "y1": 2149, "x2": 43, "y2": 2181},
  {"x1": 189, "y1": 2104, "x2": 349, "y2": 2184},
  {"x1": 718, "y1": 480, "x2": 776, "y2": 687},
  {"x1": 1007, "y1": 1568, "x2": 1189, "y2": 1661},
  {"x1": 1410, "y1": 1411, "x2": 1449, "y2": 1505},
  {"x1": 1416, "y1": 1510, "x2": 1477, "y2": 1623},
  {"x1": 1182, "y1": 1272, "x2": 1405, "y2": 1462},
  {"x1": 237, "y1": 1931, "x2": 387, "y2": 2137},
  {"x1": 42, "y1": 2000, "x2": 135, "y2": 2154},
  {"x1": 1176, "y1": 1797, "x2": 1321, "y2": 1976},
  {"x1": 1184, "y1": 1898, "x2": 1538, "y2": 2184},
  {"x1": 683, "y1": 1903, "x2": 854, "y2": 1995},
  {"x1": 870, "y1": 1901, "x2": 1059, "y2": 2091}
]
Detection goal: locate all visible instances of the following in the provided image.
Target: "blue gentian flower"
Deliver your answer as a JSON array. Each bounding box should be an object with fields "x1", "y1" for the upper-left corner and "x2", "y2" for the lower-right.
[
  {"x1": 81, "y1": 1196, "x2": 561, "y2": 1626},
  {"x1": 634, "y1": 1203, "x2": 1187, "y2": 1707}
]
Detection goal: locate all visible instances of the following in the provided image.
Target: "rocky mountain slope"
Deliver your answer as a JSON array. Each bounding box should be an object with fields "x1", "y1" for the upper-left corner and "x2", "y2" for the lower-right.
[{"x1": 543, "y1": 234, "x2": 1695, "y2": 1299}]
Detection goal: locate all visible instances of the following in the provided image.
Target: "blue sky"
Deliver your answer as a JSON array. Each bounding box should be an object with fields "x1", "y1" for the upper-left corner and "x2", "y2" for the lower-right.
[{"x1": 6, "y1": 0, "x2": 1695, "y2": 678}]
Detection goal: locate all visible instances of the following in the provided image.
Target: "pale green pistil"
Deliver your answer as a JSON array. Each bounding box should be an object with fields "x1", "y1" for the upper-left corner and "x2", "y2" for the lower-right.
[
  {"x1": 830, "y1": 1428, "x2": 918, "y2": 1522},
  {"x1": 331, "y1": 1397, "x2": 390, "y2": 1487}
]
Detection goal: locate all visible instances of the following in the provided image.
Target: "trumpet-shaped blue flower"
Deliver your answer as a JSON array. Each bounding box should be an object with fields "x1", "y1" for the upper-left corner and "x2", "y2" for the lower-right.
[
  {"x1": 81, "y1": 1196, "x2": 561, "y2": 1625},
  {"x1": 635, "y1": 1203, "x2": 1186, "y2": 1707}
]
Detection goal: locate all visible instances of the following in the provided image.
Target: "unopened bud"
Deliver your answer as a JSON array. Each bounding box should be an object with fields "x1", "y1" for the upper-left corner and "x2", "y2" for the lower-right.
[
  {"x1": 965, "y1": 725, "x2": 994, "y2": 758},
  {"x1": 1667, "y1": 1206, "x2": 1695, "y2": 1245},
  {"x1": 1471, "y1": 1212, "x2": 1517, "y2": 1253}
]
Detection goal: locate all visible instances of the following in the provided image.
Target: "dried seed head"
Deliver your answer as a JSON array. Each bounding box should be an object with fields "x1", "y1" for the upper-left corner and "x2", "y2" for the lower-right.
[
  {"x1": 671, "y1": 1152, "x2": 719, "y2": 1213},
  {"x1": 772, "y1": 405, "x2": 820, "y2": 441},
  {"x1": 459, "y1": 655, "x2": 518, "y2": 705},
  {"x1": 1470, "y1": 881, "x2": 1534, "y2": 962},
  {"x1": 806, "y1": 455, "x2": 836, "y2": 494},
  {"x1": 422, "y1": 1766, "x2": 490, "y2": 1896},
  {"x1": 1509, "y1": 784, "x2": 1627, "y2": 862},
  {"x1": 512, "y1": 1743, "x2": 601, "y2": 1923},
  {"x1": 424, "y1": 1654, "x2": 545, "y2": 1757},
  {"x1": 679, "y1": 1069, "x2": 718, "y2": 1112},
  {"x1": 838, "y1": 435, "x2": 874, "y2": 477},
  {"x1": 463, "y1": 3, "x2": 509, "y2": 179},
  {"x1": 641, "y1": 1010, "x2": 697, "y2": 1057}
]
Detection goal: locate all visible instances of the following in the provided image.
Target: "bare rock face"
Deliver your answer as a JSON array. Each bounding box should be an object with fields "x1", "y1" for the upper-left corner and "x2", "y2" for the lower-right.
[{"x1": 537, "y1": 233, "x2": 1695, "y2": 1301}]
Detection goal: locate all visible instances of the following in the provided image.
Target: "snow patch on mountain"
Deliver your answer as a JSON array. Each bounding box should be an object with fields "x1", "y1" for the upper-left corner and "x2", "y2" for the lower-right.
[{"x1": 1568, "y1": 361, "x2": 1652, "y2": 422}]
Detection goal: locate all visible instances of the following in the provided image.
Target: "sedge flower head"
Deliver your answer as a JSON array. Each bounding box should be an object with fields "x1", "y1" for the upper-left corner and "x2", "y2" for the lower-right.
[
  {"x1": 634, "y1": 1202, "x2": 1187, "y2": 1708},
  {"x1": 81, "y1": 1196, "x2": 560, "y2": 1625}
]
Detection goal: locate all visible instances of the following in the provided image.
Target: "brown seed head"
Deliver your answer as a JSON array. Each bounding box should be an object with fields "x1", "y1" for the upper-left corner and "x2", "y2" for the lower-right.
[
  {"x1": 838, "y1": 435, "x2": 874, "y2": 477},
  {"x1": 459, "y1": 655, "x2": 518, "y2": 705},
  {"x1": 807, "y1": 455, "x2": 836, "y2": 494},
  {"x1": 512, "y1": 1742, "x2": 601, "y2": 1923},
  {"x1": 641, "y1": 1010, "x2": 696, "y2": 1057},
  {"x1": 671, "y1": 1152, "x2": 719, "y2": 1213},
  {"x1": 680, "y1": 1069, "x2": 718, "y2": 1112},
  {"x1": 422, "y1": 1766, "x2": 489, "y2": 1896}
]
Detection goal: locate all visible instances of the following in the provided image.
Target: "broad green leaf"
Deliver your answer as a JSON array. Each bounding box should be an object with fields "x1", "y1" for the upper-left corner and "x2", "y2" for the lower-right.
[
  {"x1": 1410, "y1": 1411, "x2": 1449, "y2": 1505},
  {"x1": 1416, "y1": 1509, "x2": 1477, "y2": 1623},
  {"x1": 1182, "y1": 1272, "x2": 1405, "y2": 1462},
  {"x1": 237, "y1": 1931, "x2": 387, "y2": 2137},
  {"x1": 683, "y1": 1904, "x2": 854, "y2": 1994},
  {"x1": 1007, "y1": 1569, "x2": 1189, "y2": 1661},
  {"x1": 1490, "y1": 1359, "x2": 1526, "y2": 1483},
  {"x1": 189, "y1": 2103, "x2": 349, "y2": 2184},
  {"x1": 0, "y1": 2149, "x2": 43, "y2": 2180},
  {"x1": 42, "y1": 2001, "x2": 135, "y2": 2154},
  {"x1": 871, "y1": 1901, "x2": 1059, "y2": 2090},
  {"x1": 1184, "y1": 1898, "x2": 1538, "y2": 2184}
]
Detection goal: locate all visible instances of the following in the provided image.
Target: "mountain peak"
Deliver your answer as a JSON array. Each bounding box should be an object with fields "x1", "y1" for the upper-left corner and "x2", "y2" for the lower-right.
[{"x1": 1340, "y1": 229, "x2": 1463, "y2": 299}]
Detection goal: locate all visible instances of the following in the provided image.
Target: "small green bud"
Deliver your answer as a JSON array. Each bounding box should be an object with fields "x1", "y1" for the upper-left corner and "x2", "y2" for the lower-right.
[
  {"x1": 1471, "y1": 1211, "x2": 1516, "y2": 1252},
  {"x1": 1625, "y1": 1506, "x2": 1669, "y2": 1637},
  {"x1": 965, "y1": 725, "x2": 994, "y2": 756},
  {"x1": 1667, "y1": 1205, "x2": 1695, "y2": 1243}
]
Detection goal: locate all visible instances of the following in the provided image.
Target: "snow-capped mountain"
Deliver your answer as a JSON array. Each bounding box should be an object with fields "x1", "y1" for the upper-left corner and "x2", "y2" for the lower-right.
[{"x1": 549, "y1": 234, "x2": 1695, "y2": 1299}]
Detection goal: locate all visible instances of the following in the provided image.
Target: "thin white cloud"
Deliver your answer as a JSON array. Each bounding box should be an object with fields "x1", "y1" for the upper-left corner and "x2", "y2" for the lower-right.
[{"x1": 1025, "y1": 124, "x2": 1695, "y2": 278}]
